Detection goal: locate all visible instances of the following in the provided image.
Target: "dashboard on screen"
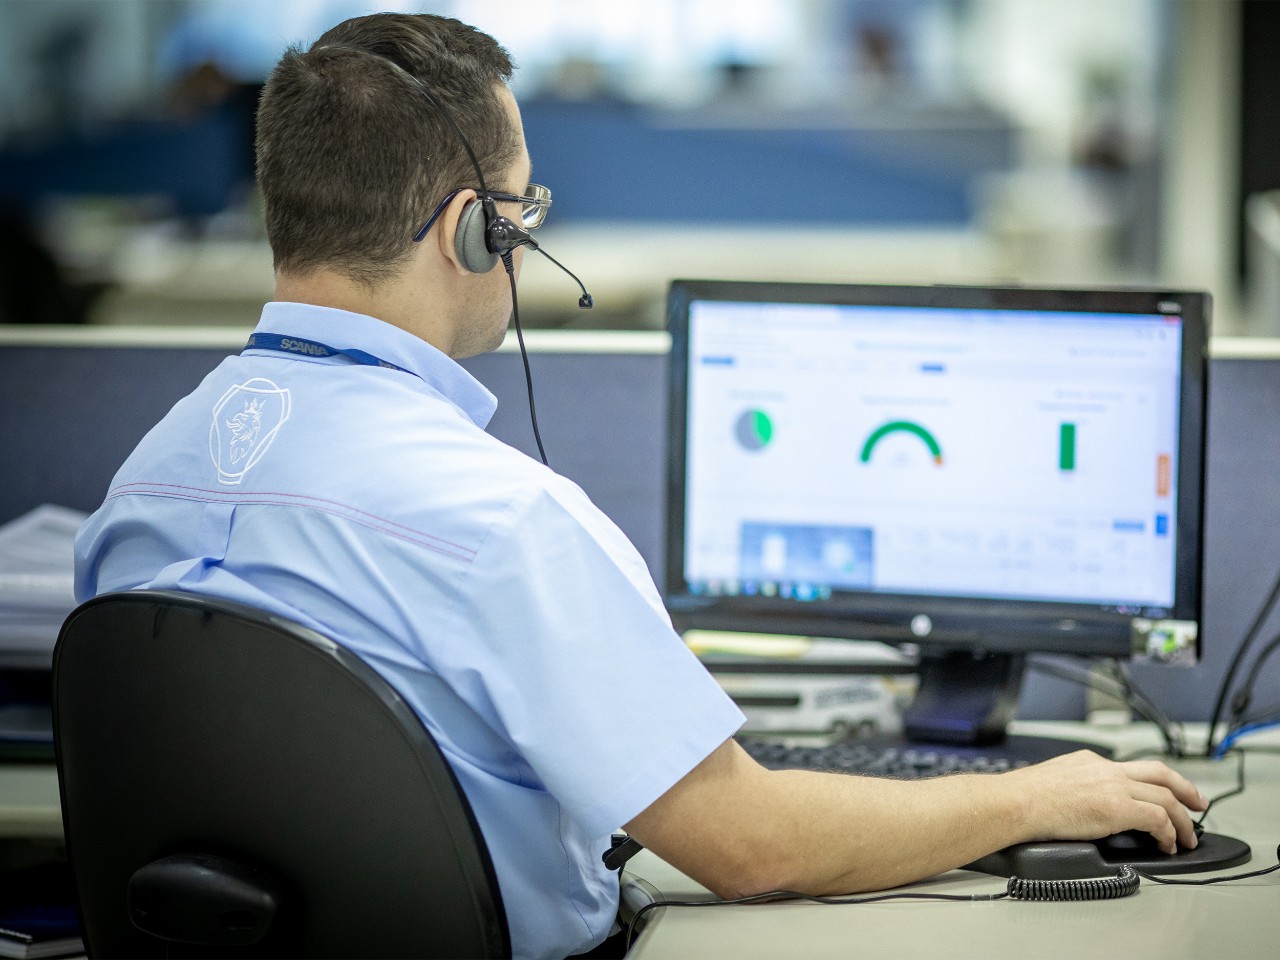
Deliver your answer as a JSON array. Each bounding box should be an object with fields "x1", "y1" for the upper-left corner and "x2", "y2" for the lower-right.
[{"x1": 665, "y1": 281, "x2": 1208, "y2": 659}]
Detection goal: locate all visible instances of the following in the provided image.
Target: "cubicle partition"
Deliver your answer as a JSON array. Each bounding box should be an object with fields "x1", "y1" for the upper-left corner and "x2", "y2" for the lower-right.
[
  {"x1": 1, "y1": 327, "x2": 1278, "y2": 725},
  {"x1": 0, "y1": 329, "x2": 668, "y2": 564}
]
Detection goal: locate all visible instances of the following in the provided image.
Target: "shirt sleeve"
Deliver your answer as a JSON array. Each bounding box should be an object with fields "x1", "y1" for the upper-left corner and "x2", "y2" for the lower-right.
[{"x1": 428, "y1": 476, "x2": 745, "y2": 839}]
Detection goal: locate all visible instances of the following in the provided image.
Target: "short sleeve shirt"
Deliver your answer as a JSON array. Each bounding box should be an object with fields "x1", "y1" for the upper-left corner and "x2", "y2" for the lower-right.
[{"x1": 74, "y1": 302, "x2": 744, "y2": 960}]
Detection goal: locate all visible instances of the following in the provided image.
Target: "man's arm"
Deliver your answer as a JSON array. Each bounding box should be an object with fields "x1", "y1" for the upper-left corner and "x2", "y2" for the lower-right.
[{"x1": 623, "y1": 740, "x2": 1208, "y2": 900}]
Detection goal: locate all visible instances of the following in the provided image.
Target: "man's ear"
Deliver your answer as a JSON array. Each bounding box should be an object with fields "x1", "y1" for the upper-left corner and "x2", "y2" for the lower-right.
[{"x1": 434, "y1": 188, "x2": 479, "y2": 276}]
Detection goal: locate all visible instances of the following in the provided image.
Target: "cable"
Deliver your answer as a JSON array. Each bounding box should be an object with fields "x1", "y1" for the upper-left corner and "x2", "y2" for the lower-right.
[
  {"x1": 1223, "y1": 633, "x2": 1280, "y2": 739},
  {"x1": 1135, "y1": 846, "x2": 1280, "y2": 885},
  {"x1": 340, "y1": 45, "x2": 554, "y2": 468},
  {"x1": 501, "y1": 250, "x2": 549, "y2": 466},
  {"x1": 1115, "y1": 742, "x2": 1247, "y2": 829},
  {"x1": 1205, "y1": 567, "x2": 1280, "y2": 756},
  {"x1": 1237, "y1": 634, "x2": 1280, "y2": 701},
  {"x1": 623, "y1": 887, "x2": 1011, "y2": 951},
  {"x1": 1005, "y1": 867, "x2": 1140, "y2": 901},
  {"x1": 1028, "y1": 657, "x2": 1184, "y2": 755},
  {"x1": 1235, "y1": 702, "x2": 1280, "y2": 730},
  {"x1": 1105, "y1": 660, "x2": 1182, "y2": 757},
  {"x1": 1111, "y1": 660, "x2": 1188, "y2": 756},
  {"x1": 1196, "y1": 748, "x2": 1246, "y2": 826},
  {"x1": 1213, "y1": 719, "x2": 1280, "y2": 758}
]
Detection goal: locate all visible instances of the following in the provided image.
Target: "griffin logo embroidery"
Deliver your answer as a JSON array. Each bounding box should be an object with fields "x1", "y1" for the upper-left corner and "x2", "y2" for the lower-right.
[
  {"x1": 209, "y1": 378, "x2": 291, "y2": 485},
  {"x1": 226, "y1": 398, "x2": 264, "y2": 464}
]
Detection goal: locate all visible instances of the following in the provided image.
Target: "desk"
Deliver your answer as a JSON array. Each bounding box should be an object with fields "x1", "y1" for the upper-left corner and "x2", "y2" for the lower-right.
[
  {"x1": 4, "y1": 724, "x2": 1277, "y2": 957},
  {"x1": 0, "y1": 763, "x2": 61, "y2": 839},
  {"x1": 623, "y1": 723, "x2": 1280, "y2": 960}
]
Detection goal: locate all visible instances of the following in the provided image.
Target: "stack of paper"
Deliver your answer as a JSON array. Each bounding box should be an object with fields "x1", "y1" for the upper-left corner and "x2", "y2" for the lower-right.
[
  {"x1": 0, "y1": 505, "x2": 88, "y2": 669},
  {"x1": 0, "y1": 904, "x2": 82, "y2": 960},
  {"x1": 0, "y1": 861, "x2": 82, "y2": 959}
]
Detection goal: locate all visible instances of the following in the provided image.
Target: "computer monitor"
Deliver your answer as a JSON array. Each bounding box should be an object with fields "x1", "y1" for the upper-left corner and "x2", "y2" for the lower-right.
[{"x1": 665, "y1": 280, "x2": 1209, "y2": 755}]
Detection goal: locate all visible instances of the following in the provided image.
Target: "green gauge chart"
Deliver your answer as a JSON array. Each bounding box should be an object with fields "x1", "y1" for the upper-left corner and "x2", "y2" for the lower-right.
[
  {"x1": 735, "y1": 409, "x2": 774, "y2": 451},
  {"x1": 860, "y1": 420, "x2": 943, "y2": 465}
]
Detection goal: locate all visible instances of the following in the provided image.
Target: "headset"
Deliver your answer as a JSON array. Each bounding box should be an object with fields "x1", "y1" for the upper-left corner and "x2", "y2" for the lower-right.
[
  {"x1": 421, "y1": 83, "x2": 592, "y2": 308},
  {"x1": 315, "y1": 43, "x2": 594, "y2": 464}
]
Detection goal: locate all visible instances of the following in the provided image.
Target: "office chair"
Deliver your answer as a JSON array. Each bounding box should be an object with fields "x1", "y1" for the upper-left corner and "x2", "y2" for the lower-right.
[{"x1": 52, "y1": 590, "x2": 510, "y2": 959}]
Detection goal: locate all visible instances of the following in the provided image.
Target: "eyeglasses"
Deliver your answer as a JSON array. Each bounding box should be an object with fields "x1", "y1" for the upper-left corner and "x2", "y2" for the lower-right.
[{"x1": 412, "y1": 183, "x2": 552, "y2": 242}]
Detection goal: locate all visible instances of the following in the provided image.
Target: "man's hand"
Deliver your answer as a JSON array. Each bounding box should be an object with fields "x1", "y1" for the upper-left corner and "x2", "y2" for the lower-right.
[{"x1": 1003, "y1": 750, "x2": 1209, "y2": 855}]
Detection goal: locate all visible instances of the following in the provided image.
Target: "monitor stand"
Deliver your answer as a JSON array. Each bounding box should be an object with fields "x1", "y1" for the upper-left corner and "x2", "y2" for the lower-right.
[{"x1": 891, "y1": 650, "x2": 1113, "y2": 762}]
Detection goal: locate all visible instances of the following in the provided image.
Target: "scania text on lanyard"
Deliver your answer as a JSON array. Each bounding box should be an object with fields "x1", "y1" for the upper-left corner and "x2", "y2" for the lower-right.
[{"x1": 243, "y1": 333, "x2": 413, "y2": 376}]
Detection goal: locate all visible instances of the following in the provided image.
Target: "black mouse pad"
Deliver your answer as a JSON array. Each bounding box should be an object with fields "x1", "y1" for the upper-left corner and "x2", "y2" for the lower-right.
[{"x1": 965, "y1": 832, "x2": 1251, "y2": 880}]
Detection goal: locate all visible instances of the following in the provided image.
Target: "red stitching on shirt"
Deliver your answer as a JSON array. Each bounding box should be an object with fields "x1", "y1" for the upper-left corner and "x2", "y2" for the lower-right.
[{"x1": 105, "y1": 484, "x2": 476, "y2": 562}]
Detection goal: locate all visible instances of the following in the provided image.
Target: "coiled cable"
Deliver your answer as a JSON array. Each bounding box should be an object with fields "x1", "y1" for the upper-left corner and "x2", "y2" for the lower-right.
[{"x1": 1005, "y1": 866, "x2": 1141, "y2": 901}]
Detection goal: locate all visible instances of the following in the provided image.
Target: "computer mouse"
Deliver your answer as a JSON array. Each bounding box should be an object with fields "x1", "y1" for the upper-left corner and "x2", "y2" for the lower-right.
[
  {"x1": 1094, "y1": 821, "x2": 1204, "y2": 858},
  {"x1": 1094, "y1": 829, "x2": 1170, "y2": 856}
]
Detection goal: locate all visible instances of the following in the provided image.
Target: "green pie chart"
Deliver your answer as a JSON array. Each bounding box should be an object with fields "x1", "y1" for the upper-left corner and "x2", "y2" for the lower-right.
[{"x1": 735, "y1": 409, "x2": 773, "y2": 450}]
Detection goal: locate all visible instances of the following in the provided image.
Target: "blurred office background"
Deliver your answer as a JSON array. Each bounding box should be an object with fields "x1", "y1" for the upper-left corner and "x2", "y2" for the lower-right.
[{"x1": 0, "y1": 0, "x2": 1276, "y2": 335}]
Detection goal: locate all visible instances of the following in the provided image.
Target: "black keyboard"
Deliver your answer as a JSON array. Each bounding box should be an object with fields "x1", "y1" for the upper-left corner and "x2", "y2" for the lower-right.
[{"x1": 738, "y1": 737, "x2": 1034, "y2": 777}]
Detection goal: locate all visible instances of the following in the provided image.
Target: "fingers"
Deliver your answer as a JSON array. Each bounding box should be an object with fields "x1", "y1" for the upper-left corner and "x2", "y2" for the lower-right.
[
  {"x1": 1110, "y1": 758, "x2": 1202, "y2": 852},
  {"x1": 1127, "y1": 798, "x2": 1178, "y2": 854},
  {"x1": 1119, "y1": 759, "x2": 1209, "y2": 812},
  {"x1": 1130, "y1": 782, "x2": 1198, "y2": 852}
]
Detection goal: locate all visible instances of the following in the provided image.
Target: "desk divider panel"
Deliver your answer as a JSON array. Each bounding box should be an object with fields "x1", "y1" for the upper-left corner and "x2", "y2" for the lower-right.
[{"x1": 1, "y1": 330, "x2": 1277, "y2": 724}]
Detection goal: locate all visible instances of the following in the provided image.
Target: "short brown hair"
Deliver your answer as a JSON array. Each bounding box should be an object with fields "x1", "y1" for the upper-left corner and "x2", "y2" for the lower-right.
[{"x1": 256, "y1": 13, "x2": 517, "y2": 286}]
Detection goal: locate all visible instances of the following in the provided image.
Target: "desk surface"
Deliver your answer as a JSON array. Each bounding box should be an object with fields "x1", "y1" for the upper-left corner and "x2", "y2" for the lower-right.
[
  {"x1": 624, "y1": 723, "x2": 1280, "y2": 960},
  {"x1": 0, "y1": 762, "x2": 61, "y2": 839}
]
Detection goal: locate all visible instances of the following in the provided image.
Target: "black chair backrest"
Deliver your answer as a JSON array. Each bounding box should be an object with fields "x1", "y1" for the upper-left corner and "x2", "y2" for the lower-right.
[{"x1": 53, "y1": 590, "x2": 510, "y2": 959}]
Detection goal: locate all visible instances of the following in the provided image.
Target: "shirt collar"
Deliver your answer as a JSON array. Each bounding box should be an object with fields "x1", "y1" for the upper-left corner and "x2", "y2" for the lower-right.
[{"x1": 252, "y1": 301, "x2": 498, "y2": 428}]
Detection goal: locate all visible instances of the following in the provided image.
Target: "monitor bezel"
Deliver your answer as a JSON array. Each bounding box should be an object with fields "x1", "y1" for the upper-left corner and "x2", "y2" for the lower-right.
[{"x1": 664, "y1": 279, "x2": 1209, "y2": 658}]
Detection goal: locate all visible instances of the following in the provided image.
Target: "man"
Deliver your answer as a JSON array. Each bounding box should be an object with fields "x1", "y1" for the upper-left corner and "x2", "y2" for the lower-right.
[{"x1": 75, "y1": 13, "x2": 1207, "y2": 960}]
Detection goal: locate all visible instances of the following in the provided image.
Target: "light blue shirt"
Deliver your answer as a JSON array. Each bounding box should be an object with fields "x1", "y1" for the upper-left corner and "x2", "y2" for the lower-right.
[{"x1": 75, "y1": 302, "x2": 744, "y2": 960}]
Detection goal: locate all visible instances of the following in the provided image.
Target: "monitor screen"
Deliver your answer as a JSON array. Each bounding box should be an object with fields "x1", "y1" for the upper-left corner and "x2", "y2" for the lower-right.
[{"x1": 665, "y1": 281, "x2": 1208, "y2": 663}]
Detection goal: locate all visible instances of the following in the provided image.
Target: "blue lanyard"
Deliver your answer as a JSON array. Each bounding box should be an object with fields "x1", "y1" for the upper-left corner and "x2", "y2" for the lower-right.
[{"x1": 243, "y1": 333, "x2": 413, "y2": 375}]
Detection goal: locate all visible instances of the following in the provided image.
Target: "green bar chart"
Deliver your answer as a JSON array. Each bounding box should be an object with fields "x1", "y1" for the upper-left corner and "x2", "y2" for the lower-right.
[{"x1": 1059, "y1": 422, "x2": 1076, "y2": 471}]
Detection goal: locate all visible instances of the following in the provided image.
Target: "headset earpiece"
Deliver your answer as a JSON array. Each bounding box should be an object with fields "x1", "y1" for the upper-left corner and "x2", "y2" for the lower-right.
[
  {"x1": 454, "y1": 198, "x2": 499, "y2": 274},
  {"x1": 455, "y1": 198, "x2": 533, "y2": 274}
]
